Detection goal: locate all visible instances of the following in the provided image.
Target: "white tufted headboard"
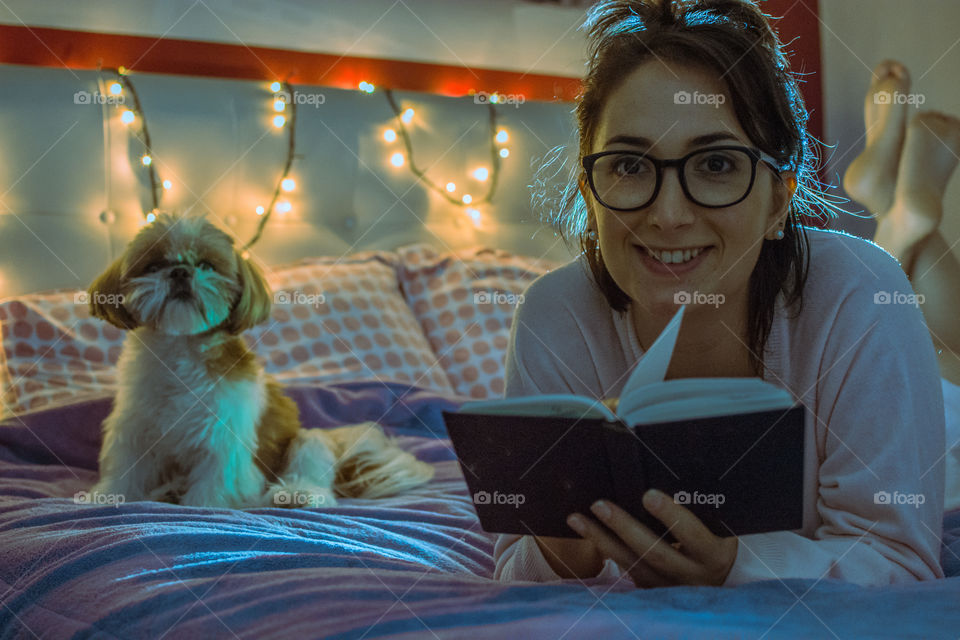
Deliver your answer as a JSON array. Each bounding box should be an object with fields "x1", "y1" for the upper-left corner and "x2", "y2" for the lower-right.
[{"x1": 0, "y1": 64, "x2": 580, "y2": 297}]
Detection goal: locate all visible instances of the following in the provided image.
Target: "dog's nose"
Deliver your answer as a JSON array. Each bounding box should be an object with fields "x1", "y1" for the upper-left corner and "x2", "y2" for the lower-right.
[{"x1": 169, "y1": 266, "x2": 190, "y2": 281}]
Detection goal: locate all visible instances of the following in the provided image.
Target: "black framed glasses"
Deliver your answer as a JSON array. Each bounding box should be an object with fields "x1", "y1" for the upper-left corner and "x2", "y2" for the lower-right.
[{"x1": 581, "y1": 145, "x2": 784, "y2": 212}]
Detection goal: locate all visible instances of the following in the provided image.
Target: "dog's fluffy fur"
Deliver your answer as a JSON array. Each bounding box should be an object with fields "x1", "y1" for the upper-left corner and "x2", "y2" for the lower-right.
[{"x1": 88, "y1": 212, "x2": 433, "y2": 509}]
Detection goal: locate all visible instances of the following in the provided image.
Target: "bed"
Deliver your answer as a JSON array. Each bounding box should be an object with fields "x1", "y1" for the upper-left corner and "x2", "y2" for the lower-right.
[
  {"x1": 1, "y1": 242, "x2": 959, "y2": 639},
  {"x1": 1, "y1": 61, "x2": 959, "y2": 638}
]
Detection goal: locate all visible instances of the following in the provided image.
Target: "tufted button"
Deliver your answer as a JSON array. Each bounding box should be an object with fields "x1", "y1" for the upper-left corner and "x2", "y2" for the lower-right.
[{"x1": 99, "y1": 210, "x2": 116, "y2": 224}]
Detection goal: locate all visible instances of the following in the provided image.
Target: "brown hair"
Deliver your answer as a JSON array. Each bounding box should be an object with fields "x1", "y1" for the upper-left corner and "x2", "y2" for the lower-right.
[{"x1": 537, "y1": 0, "x2": 839, "y2": 374}]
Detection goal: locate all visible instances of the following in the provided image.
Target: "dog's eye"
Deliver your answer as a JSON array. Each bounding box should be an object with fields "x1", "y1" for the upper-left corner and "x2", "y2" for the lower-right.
[
  {"x1": 197, "y1": 261, "x2": 215, "y2": 272},
  {"x1": 143, "y1": 261, "x2": 164, "y2": 274}
]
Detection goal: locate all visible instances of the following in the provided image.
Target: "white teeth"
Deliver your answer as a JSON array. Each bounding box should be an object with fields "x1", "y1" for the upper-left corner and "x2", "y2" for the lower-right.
[{"x1": 644, "y1": 246, "x2": 705, "y2": 264}]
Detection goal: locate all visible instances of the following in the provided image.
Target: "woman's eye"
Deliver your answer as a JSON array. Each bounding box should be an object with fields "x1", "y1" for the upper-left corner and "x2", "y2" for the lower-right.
[
  {"x1": 698, "y1": 154, "x2": 735, "y2": 174},
  {"x1": 611, "y1": 155, "x2": 649, "y2": 177},
  {"x1": 197, "y1": 261, "x2": 215, "y2": 271}
]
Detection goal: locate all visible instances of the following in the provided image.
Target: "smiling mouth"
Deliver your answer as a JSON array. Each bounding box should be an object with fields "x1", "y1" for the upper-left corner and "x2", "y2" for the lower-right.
[{"x1": 640, "y1": 245, "x2": 711, "y2": 265}]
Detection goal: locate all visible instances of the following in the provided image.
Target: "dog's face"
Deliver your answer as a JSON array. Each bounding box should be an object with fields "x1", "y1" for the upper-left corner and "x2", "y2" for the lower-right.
[{"x1": 89, "y1": 213, "x2": 271, "y2": 335}]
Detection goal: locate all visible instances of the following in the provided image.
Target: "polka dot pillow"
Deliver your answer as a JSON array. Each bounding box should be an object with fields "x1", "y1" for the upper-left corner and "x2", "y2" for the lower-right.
[
  {"x1": 397, "y1": 244, "x2": 561, "y2": 399},
  {"x1": 0, "y1": 291, "x2": 124, "y2": 418},
  {"x1": 247, "y1": 251, "x2": 453, "y2": 392},
  {"x1": 0, "y1": 251, "x2": 453, "y2": 418}
]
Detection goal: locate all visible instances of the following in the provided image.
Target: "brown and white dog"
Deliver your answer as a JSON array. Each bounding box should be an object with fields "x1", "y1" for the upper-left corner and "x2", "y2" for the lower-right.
[{"x1": 87, "y1": 212, "x2": 432, "y2": 509}]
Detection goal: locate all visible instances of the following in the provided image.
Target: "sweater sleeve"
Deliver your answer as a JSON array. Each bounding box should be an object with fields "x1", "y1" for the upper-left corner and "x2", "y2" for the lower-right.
[{"x1": 723, "y1": 263, "x2": 945, "y2": 586}]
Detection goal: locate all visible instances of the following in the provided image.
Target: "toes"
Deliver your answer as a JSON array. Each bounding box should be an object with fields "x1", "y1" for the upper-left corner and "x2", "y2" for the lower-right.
[{"x1": 873, "y1": 59, "x2": 910, "y2": 85}]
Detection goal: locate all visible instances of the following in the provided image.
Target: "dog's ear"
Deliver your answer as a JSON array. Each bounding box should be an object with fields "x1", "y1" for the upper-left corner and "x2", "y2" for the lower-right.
[
  {"x1": 223, "y1": 251, "x2": 272, "y2": 334},
  {"x1": 88, "y1": 257, "x2": 139, "y2": 330}
]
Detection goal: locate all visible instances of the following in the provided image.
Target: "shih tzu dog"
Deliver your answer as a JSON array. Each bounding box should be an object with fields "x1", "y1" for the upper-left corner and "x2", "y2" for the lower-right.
[{"x1": 87, "y1": 212, "x2": 433, "y2": 509}]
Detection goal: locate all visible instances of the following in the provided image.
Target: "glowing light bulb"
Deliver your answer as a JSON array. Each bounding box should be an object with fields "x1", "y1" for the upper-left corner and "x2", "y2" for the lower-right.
[
  {"x1": 109, "y1": 82, "x2": 122, "y2": 96},
  {"x1": 490, "y1": 94, "x2": 500, "y2": 104},
  {"x1": 141, "y1": 155, "x2": 152, "y2": 166},
  {"x1": 445, "y1": 182, "x2": 456, "y2": 193},
  {"x1": 358, "y1": 81, "x2": 375, "y2": 93},
  {"x1": 273, "y1": 99, "x2": 286, "y2": 112},
  {"x1": 499, "y1": 148, "x2": 510, "y2": 158},
  {"x1": 146, "y1": 212, "x2": 156, "y2": 223},
  {"x1": 276, "y1": 201, "x2": 292, "y2": 214},
  {"x1": 495, "y1": 129, "x2": 509, "y2": 144},
  {"x1": 462, "y1": 194, "x2": 473, "y2": 205},
  {"x1": 256, "y1": 205, "x2": 265, "y2": 216},
  {"x1": 273, "y1": 115, "x2": 286, "y2": 128},
  {"x1": 162, "y1": 179, "x2": 172, "y2": 190},
  {"x1": 466, "y1": 207, "x2": 481, "y2": 224},
  {"x1": 270, "y1": 81, "x2": 282, "y2": 93},
  {"x1": 401, "y1": 108, "x2": 414, "y2": 124},
  {"x1": 472, "y1": 167, "x2": 489, "y2": 182},
  {"x1": 120, "y1": 110, "x2": 135, "y2": 124},
  {"x1": 390, "y1": 152, "x2": 405, "y2": 167},
  {"x1": 383, "y1": 128, "x2": 397, "y2": 143},
  {"x1": 281, "y1": 178, "x2": 296, "y2": 192}
]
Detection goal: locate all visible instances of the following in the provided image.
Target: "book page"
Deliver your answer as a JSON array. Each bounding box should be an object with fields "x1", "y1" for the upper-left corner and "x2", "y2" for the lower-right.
[
  {"x1": 459, "y1": 394, "x2": 617, "y2": 421},
  {"x1": 617, "y1": 305, "x2": 685, "y2": 411}
]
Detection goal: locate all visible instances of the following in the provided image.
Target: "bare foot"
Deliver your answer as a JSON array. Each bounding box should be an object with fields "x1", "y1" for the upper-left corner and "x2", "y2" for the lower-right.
[
  {"x1": 876, "y1": 111, "x2": 960, "y2": 262},
  {"x1": 843, "y1": 60, "x2": 911, "y2": 214}
]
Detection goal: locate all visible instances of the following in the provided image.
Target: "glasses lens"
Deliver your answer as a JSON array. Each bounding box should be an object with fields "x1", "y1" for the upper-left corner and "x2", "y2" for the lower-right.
[
  {"x1": 685, "y1": 149, "x2": 754, "y2": 206},
  {"x1": 590, "y1": 153, "x2": 657, "y2": 210}
]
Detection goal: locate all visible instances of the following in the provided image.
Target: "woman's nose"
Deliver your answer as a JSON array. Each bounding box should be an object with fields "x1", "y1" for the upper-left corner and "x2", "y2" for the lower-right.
[{"x1": 644, "y1": 167, "x2": 696, "y2": 229}]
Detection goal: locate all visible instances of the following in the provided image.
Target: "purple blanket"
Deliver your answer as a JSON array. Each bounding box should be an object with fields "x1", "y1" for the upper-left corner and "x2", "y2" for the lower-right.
[{"x1": 1, "y1": 381, "x2": 959, "y2": 639}]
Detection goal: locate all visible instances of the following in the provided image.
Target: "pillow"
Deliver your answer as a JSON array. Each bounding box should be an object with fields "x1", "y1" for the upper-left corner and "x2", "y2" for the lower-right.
[
  {"x1": 397, "y1": 244, "x2": 561, "y2": 399},
  {"x1": 0, "y1": 251, "x2": 453, "y2": 417},
  {"x1": 0, "y1": 291, "x2": 123, "y2": 417},
  {"x1": 247, "y1": 251, "x2": 453, "y2": 392}
]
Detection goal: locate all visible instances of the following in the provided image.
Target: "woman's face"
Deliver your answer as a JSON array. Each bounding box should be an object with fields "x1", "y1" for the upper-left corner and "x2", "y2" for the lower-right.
[{"x1": 584, "y1": 59, "x2": 790, "y2": 318}]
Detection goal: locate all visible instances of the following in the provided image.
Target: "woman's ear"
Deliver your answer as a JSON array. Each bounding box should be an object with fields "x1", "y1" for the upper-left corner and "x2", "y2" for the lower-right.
[
  {"x1": 766, "y1": 170, "x2": 797, "y2": 236},
  {"x1": 88, "y1": 257, "x2": 139, "y2": 329},
  {"x1": 223, "y1": 252, "x2": 272, "y2": 334}
]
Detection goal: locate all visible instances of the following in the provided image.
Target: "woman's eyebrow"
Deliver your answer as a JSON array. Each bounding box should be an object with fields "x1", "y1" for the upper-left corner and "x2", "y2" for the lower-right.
[{"x1": 603, "y1": 132, "x2": 743, "y2": 149}]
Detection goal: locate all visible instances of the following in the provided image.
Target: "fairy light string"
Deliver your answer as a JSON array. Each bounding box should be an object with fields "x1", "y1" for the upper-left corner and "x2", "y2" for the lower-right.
[
  {"x1": 244, "y1": 80, "x2": 298, "y2": 251},
  {"x1": 105, "y1": 72, "x2": 508, "y2": 244},
  {"x1": 114, "y1": 68, "x2": 161, "y2": 215},
  {"x1": 383, "y1": 88, "x2": 502, "y2": 208}
]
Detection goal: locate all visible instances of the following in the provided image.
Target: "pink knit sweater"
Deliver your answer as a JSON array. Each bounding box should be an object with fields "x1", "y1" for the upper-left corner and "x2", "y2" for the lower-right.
[{"x1": 495, "y1": 227, "x2": 945, "y2": 586}]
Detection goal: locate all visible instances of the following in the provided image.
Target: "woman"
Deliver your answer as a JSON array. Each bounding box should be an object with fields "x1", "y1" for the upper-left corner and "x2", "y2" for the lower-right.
[{"x1": 495, "y1": 0, "x2": 945, "y2": 587}]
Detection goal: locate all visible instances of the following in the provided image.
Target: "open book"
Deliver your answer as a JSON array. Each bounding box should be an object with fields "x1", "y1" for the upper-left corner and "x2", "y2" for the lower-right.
[{"x1": 443, "y1": 306, "x2": 806, "y2": 539}]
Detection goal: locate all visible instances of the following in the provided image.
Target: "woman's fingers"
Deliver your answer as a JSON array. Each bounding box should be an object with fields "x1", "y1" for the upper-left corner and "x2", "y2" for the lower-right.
[{"x1": 567, "y1": 513, "x2": 673, "y2": 588}]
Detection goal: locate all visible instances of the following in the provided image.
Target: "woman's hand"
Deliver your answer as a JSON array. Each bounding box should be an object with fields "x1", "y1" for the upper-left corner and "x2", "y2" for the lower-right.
[{"x1": 566, "y1": 489, "x2": 739, "y2": 588}]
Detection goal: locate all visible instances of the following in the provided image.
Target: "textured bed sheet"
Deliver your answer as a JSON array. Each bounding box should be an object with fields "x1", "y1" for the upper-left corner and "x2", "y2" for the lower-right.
[{"x1": 1, "y1": 382, "x2": 958, "y2": 639}]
